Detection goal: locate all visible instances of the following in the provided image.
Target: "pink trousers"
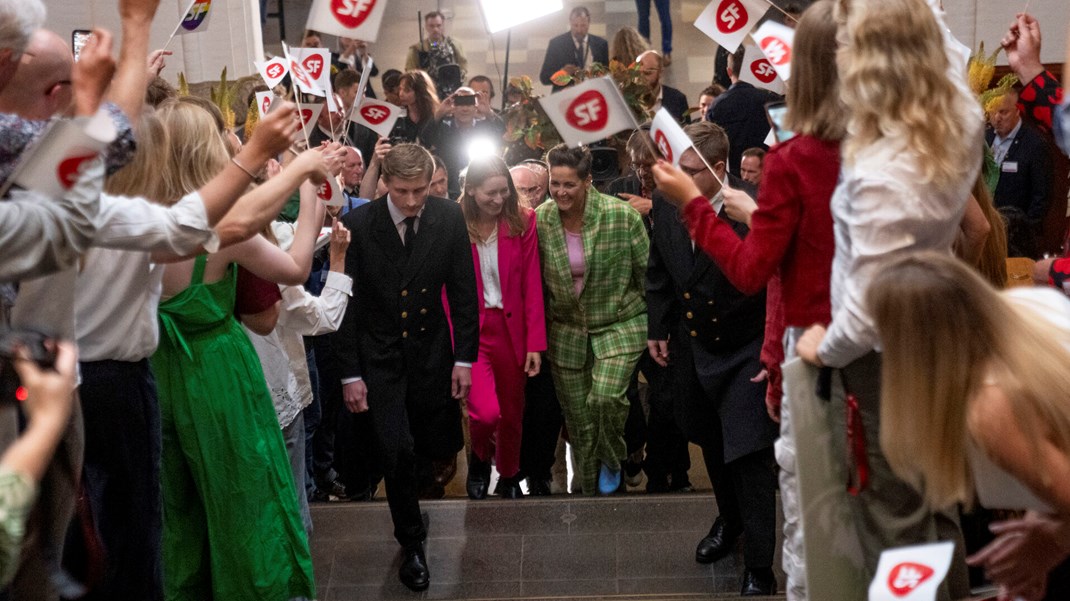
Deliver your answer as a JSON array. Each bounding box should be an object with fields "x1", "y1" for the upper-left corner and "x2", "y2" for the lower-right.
[{"x1": 468, "y1": 309, "x2": 526, "y2": 478}]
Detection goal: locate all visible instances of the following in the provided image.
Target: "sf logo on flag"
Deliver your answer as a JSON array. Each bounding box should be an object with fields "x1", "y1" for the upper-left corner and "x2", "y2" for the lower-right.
[
  {"x1": 751, "y1": 59, "x2": 777, "y2": 83},
  {"x1": 57, "y1": 154, "x2": 96, "y2": 189},
  {"x1": 654, "y1": 129, "x2": 673, "y2": 163},
  {"x1": 331, "y1": 0, "x2": 377, "y2": 28},
  {"x1": 317, "y1": 181, "x2": 334, "y2": 202},
  {"x1": 565, "y1": 90, "x2": 609, "y2": 132},
  {"x1": 303, "y1": 55, "x2": 325, "y2": 79},
  {"x1": 300, "y1": 109, "x2": 316, "y2": 126},
  {"x1": 182, "y1": 0, "x2": 211, "y2": 31},
  {"x1": 291, "y1": 61, "x2": 313, "y2": 88},
  {"x1": 266, "y1": 62, "x2": 284, "y2": 79},
  {"x1": 261, "y1": 96, "x2": 272, "y2": 114},
  {"x1": 761, "y1": 35, "x2": 791, "y2": 66},
  {"x1": 716, "y1": 0, "x2": 748, "y2": 33},
  {"x1": 887, "y1": 562, "x2": 935, "y2": 597},
  {"x1": 360, "y1": 104, "x2": 390, "y2": 125}
]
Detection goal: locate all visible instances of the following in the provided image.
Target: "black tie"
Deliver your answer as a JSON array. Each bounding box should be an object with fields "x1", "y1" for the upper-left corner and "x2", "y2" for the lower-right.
[
  {"x1": 575, "y1": 39, "x2": 585, "y2": 67},
  {"x1": 403, "y1": 216, "x2": 417, "y2": 253}
]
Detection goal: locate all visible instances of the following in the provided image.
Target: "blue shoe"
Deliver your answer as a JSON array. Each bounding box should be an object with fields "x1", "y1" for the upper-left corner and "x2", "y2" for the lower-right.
[{"x1": 598, "y1": 463, "x2": 621, "y2": 495}]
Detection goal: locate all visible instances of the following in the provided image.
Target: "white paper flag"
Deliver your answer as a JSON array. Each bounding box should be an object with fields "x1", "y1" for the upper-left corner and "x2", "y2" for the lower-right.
[
  {"x1": 317, "y1": 175, "x2": 345, "y2": 207},
  {"x1": 283, "y1": 43, "x2": 325, "y2": 97},
  {"x1": 649, "y1": 108, "x2": 694, "y2": 167},
  {"x1": 738, "y1": 43, "x2": 785, "y2": 94},
  {"x1": 349, "y1": 99, "x2": 402, "y2": 138},
  {"x1": 6, "y1": 109, "x2": 117, "y2": 199},
  {"x1": 291, "y1": 48, "x2": 332, "y2": 92},
  {"x1": 869, "y1": 542, "x2": 954, "y2": 601},
  {"x1": 256, "y1": 57, "x2": 290, "y2": 89},
  {"x1": 174, "y1": 0, "x2": 214, "y2": 36},
  {"x1": 297, "y1": 103, "x2": 324, "y2": 142},
  {"x1": 753, "y1": 20, "x2": 795, "y2": 81},
  {"x1": 694, "y1": 0, "x2": 770, "y2": 53},
  {"x1": 255, "y1": 91, "x2": 277, "y2": 118},
  {"x1": 305, "y1": 0, "x2": 388, "y2": 43},
  {"x1": 538, "y1": 77, "x2": 635, "y2": 148}
]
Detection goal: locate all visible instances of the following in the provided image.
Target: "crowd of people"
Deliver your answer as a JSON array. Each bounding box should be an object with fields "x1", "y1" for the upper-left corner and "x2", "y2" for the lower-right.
[{"x1": 0, "y1": 0, "x2": 1069, "y2": 600}]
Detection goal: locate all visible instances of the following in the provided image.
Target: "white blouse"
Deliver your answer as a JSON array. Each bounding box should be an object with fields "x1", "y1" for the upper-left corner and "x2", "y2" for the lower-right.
[{"x1": 476, "y1": 228, "x2": 504, "y2": 309}]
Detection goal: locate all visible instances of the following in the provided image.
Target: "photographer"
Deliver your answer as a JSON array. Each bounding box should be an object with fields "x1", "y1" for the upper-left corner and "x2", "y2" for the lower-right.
[{"x1": 432, "y1": 87, "x2": 503, "y2": 198}]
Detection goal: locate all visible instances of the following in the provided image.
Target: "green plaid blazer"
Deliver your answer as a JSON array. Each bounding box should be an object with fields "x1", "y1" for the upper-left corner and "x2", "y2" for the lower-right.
[{"x1": 535, "y1": 188, "x2": 649, "y2": 370}]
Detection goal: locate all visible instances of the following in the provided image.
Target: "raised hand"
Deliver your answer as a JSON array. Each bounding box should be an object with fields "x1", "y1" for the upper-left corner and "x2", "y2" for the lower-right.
[
  {"x1": 247, "y1": 102, "x2": 300, "y2": 162},
  {"x1": 1001, "y1": 13, "x2": 1044, "y2": 83},
  {"x1": 328, "y1": 219, "x2": 351, "y2": 267},
  {"x1": 146, "y1": 48, "x2": 172, "y2": 77}
]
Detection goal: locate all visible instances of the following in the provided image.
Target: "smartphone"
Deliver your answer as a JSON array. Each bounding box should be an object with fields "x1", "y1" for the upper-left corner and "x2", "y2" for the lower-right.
[
  {"x1": 765, "y1": 101, "x2": 794, "y2": 144},
  {"x1": 72, "y1": 29, "x2": 92, "y2": 62},
  {"x1": 453, "y1": 94, "x2": 477, "y2": 107}
]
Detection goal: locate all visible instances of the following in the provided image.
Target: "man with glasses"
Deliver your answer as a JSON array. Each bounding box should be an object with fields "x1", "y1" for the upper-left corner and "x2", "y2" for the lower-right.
[{"x1": 646, "y1": 122, "x2": 778, "y2": 595}]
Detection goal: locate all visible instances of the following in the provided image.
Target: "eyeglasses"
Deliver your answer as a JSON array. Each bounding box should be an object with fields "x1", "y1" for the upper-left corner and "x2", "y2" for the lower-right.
[{"x1": 679, "y1": 164, "x2": 707, "y2": 178}]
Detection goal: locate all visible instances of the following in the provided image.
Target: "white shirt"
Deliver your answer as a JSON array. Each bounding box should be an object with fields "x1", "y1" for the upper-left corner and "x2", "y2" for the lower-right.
[
  {"x1": 476, "y1": 228, "x2": 503, "y2": 309},
  {"x1": 573, "y1": 34, "x2": 590, "y2": 69},
  {"x1": 386, "y1": 195, "x2": 421, "y2": 241},
  {"x1": 991, "y1": 119, "x2": 1022, "y2": 166}
]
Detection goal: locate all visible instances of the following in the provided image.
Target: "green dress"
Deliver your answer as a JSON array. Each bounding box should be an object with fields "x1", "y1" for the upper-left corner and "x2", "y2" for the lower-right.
[{"x1": 152, "y1": 255, "x2": 315, "y2": 600}]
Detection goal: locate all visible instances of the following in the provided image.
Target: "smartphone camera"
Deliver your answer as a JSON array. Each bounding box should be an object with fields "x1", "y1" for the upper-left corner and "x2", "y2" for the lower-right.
[
  {"x1": 453, "y1": 94, "x2": 476, "y2": 107},
  {"x1": 0, "y1": 329, "x2": 57, "y2": 404},
  {"x1": 72, "y1": 29, "x2": 92, "y2": 62}
]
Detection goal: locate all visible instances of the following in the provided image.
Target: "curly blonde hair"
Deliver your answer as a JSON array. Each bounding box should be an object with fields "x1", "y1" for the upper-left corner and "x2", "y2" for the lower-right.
[{"x1": 836, "y1": 0, "x2": 977, "y2": 189}]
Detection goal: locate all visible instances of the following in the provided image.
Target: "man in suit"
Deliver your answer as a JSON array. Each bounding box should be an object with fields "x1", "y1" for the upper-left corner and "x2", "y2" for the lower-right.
[
  {"x1": 987, "y1": 90, "x2": 1052, "y2": 226},
  {"x1": 335, "y1": 144, "x2": 479, "y2": 591},
  {"x1": 706, "y1": 45, "x2": 782, "y2": 176},
  {"x1": 638, "y1": 50, "x2": 690, "y2": 124},
  {"x1": 646, "y1": 123, "x2": 779, "y2": 596},
  {"x1": 539, "y1": 6, "x2": 610, "y2": 92}
]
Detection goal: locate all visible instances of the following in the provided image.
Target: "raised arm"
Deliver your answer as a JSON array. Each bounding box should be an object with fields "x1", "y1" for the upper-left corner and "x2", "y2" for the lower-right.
[{"x1": 107, "y1": 0, "x2": 162, "y2": 131}]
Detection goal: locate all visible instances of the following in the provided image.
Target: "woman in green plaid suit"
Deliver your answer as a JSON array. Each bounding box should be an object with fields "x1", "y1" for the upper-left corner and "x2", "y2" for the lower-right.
[{"x1": 535, "y1": 144, "x2": 649, "y2": 495}]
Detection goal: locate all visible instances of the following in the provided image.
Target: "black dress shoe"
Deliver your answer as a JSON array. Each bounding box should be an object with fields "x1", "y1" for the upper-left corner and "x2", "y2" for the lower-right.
[
  {"x1": 526, "y1": 477, "x2": 552, "y2": 496},
  {"x1": 466, "y1": 453, "x2": 491, "y2": 500},
  {"x1": 398, "y1": 546, "x2": 430, "y2": 591},
  {"x1": 497, "y1": 476, "x2": 524, "y2": 499},
  {"x1": 695, "y1": 517, "x2": 742, "y2": 564},
  {"x1": 740, "y1": 568, "x2": 776, "y2": 596}
]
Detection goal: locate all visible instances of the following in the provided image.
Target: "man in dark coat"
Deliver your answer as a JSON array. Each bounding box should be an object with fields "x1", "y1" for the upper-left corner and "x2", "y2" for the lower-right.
[
  {"x1": 638, "y1": 50, "x2": 690, "y2": 124},
  {"x1": 539, "y1": 6, "x2": 610, "y2": 92},
  {"x1": 335, "y1": 144, "x2": 479, "y2": 592},
  {"x1": 705, "y1": 45, "x2": 782, "y2": 176},
  {"x1": 986, "y1": 89, "x2": 1053, "y2": 226},
  {"x1": 646, "y1": 123, "x2": 779, "y2": 596}
]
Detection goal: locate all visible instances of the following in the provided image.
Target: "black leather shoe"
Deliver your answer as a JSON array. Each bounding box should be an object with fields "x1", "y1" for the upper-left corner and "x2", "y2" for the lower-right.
[
  {"x1": 526, "y1": 477, "x2": 552, "y2": 496},
  {"x1": 497, "y1": 476, "x2": 524, "y2": 499},
  {"x1": 740, "y1": 568, "x2": 776, "y2": 596},
  {"x1": 695, "y1": 517, "x2": 742, "y2": 564},
  {"x1": 466, "y1": 453, "x2": 491, "y2": 500},
  {"x1": 398, "y1": 546, "x2": 430, "y2": 591}
]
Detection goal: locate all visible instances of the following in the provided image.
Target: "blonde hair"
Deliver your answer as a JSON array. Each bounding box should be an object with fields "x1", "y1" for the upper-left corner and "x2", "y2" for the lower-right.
[
  {"x1": 104, "y1": 111, "x2": 168, "y2": 202},
  {"x1": 868, "y1": 252, "x2": 1070, "y2": 508},
  {"x1": 610, "y1": 26, "x2": 649, "y2": 65},
  {"x1": 968, "y1": 175, "x2": 1008, "y2": 288},
  {"x1": 784, "y1": 0, "x2": 845, "y2": 141},
  {"x1": 460, "y1": 155, "x2": 525, "y2": 241},
  {"x1": 156, "y1": 100, "x2": 232, "y2": 205},
  {"x1": 836, "y1": 0, "x2": 975, "y2": 189}
]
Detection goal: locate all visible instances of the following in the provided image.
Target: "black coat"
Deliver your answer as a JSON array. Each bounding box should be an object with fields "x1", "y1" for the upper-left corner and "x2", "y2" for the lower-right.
[
  {"x1": 334, "y1": 195, "x2": 479, "y2": 460},
  {"x1": 659, "y1": 84, "x2": 691, "y2": 124},
  {"x1": 986, "y1": 123, "x2": 1053, "y2": 223},
  {"x1": 706, "y1": 81, "x2": 782, "y2": 176},
  {"x1": 645, "y1": 178, "x2": 776, "y2": 461},
  {"x1": 539, "y1": 32, "x2": 610, "y2": 92}
]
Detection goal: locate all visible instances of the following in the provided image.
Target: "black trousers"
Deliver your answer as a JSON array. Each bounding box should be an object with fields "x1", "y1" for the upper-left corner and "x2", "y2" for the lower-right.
[
  {"x1": 703, "y1": 445, "x2": 777, "y2": 569},
  {"x1": 636, "y1": 356, "x2": 690, "y2": 484},
  {"x1": 78, "y1": 359, "x2": 163, "y2": 601},
  {"x1": 518, "y1": 364, "x2": 562, "y2": 482}
]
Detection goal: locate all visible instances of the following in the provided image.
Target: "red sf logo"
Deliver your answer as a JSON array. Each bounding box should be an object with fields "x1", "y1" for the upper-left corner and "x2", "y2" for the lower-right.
[
  {"x1": 887, "y1": 562, "x2": 935, "y2": 597},
  {"x1": 57, "y1": 154, "x2": 96, "y2": 189},
  {"x1": 716, "y1": 0, "x2": 749, "y2": 33},
  {"x1": 360, "y1": 104, "x2": 390, "y2": 125},
  {"x1": 291, "y1": 60, "x2": 312, "y2": 88},
  {"x1": 317, "y1": 181, "x2": 333, "y2": 201},
  {"x1": 302, "y1": 54, "x2": 324, "y2": 79},
  {"x1": 261, "y1": 96, "x2": 271, "y2": 114},
  {"x1": 751, "y1": 58, "x2": 777, "y2": 83},
  {"x1": 266, "y1": 62, "x2": 284, "y2": 79},
  {"x1": 760, "y1": 36, "x2": 791, "y2": 65},
  {"x1": 653, "y1": 129, "x2": 672, "y2": 163},
  {"x1": 300, "y1": 109, "x2": 315, "y2": 125},
  {"x1": 330, "y1": 0, "x2": 376, "y2": 29},
  {"x1": 565, "y1": 90, "x2": 609, "y2": 132}
]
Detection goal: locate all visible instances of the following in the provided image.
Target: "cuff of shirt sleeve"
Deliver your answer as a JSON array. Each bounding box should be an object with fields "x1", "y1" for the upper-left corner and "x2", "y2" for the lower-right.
[
  {"x1": 454, "y1": 362, "x2": 472, "y2": 368},
  {"x1": 341, "y1": 377, "x2": 362, "y2": 384},
  {"x1": 323, "y1": 271, "x2": 353, "y2": 295},
  {"x1": 177, "y1": 191, "x2": 220, "y2": 253}
]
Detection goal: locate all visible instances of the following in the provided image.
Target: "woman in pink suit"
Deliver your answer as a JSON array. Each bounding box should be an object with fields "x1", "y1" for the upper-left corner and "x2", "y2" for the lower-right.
[{"x1": 460, "y1": 156, "x2": 547, "y2": 499}]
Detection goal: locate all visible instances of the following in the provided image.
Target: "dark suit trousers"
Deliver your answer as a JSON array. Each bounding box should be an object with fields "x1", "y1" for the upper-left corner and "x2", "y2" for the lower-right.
[
  {"x1": 519, "y1": 365, "x2": 562, "y2": 482},
  {"x1": 636, "y1": 355, "x2": 690, "y2": 483},
  {"x1": 367, "y1": 382, "x2": 427, "y2": 549}
]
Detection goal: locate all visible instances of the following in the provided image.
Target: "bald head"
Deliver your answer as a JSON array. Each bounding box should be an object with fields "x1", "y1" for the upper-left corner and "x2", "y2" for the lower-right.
[
  {"x1": 0, "y1": 29, "x2": 73, "y2": 119},
  {"x1": 510, "y1": 165, "x2": 543, "y2": 207},
  {"x1": 637, "y1": 51, "x2": 663, "y2": 88}
]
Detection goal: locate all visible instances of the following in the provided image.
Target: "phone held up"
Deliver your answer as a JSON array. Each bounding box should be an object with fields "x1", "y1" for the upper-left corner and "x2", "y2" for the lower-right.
[{"x1": 72, "y1": 29, "x2": 92, "y2": 62}]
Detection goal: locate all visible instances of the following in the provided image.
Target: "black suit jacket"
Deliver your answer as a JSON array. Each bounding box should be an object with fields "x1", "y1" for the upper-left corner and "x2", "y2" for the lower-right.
[
  {"x1": 334, "y1": 196, "x2": 478, "y2": 455},
  {"x1": 659, "y1": 85, "x2": 691, "y2": 124},
  {"x1": 986, "y1": 123, "x2": 1053, "y2": 223},
  {"x1": 645, "y1": 177, "x2": 775, "y2": 460},
  {"x1": 706, "y1": 81, "x2": 782, "y2": 176},
  {"x1": 540, "y1": 32, "x2": 610, "y2": 92}
]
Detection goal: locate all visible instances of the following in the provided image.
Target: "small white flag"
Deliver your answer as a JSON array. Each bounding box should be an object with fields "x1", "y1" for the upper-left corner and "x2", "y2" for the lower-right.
[
  {"x1": 752, "y1": 20, "x2": 795, "y2": 81},
  {"x1": 317, "y1": 175, "x2": 345, "y2": 207},
  {"x1": 255, "y1": 91, "x2": 277, "y2": 118},
  {"x1": 869, "y1": 542, "x2": 954, "y2": 601},
  {"x1": 694, "y1": 0, "x2": 770, "y2": 53},
  {"x1": 256, "y1": 57, "x2": 290, "y2": 88},
  {"x1": 649, "y1": 108, "x2": 694, "y2": 167},
  {"x1": 174, "y1": 0, "x2": 214, "y2": 36},
  {"x1": 283, "y1": 43, "x2": 325, "y2": 97},
  {"x1": 349, "y1": 99, "x2": 402, "y2": 138},
  {"x1": 538, "y1": 77, "x2": 635, "y2": 148},
  {"x1": 306, "y1": 0, "x2": 388, "y2": 43},
  {"x1": 6, "y1": 109, "x2": 117, "y2": 199},
  {"x1": 291, "y1": 48, "x2": 333, "y2": 92},
  {"x1": 297, "y1": 103, "x2": 324, "y2": 142},
  {"x1": 738, "y1": 43, "x2": 785, "y2": 94}
]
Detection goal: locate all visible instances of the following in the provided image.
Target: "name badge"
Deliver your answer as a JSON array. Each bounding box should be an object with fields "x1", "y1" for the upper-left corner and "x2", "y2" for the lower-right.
[{"x1": 1001, "y1": 161, "x2": 1019, "y2": 173}]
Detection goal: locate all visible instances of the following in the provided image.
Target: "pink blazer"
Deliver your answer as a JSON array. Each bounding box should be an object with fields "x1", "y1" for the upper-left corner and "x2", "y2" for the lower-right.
[{"x1": 471, "y1": 208, "x2": 547, "y2": 368}]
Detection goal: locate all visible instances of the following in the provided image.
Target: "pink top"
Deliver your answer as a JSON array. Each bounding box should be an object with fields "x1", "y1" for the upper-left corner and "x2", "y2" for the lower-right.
[{"x1": 565, "y1": 230, "x2": 585, "y2": 297}]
